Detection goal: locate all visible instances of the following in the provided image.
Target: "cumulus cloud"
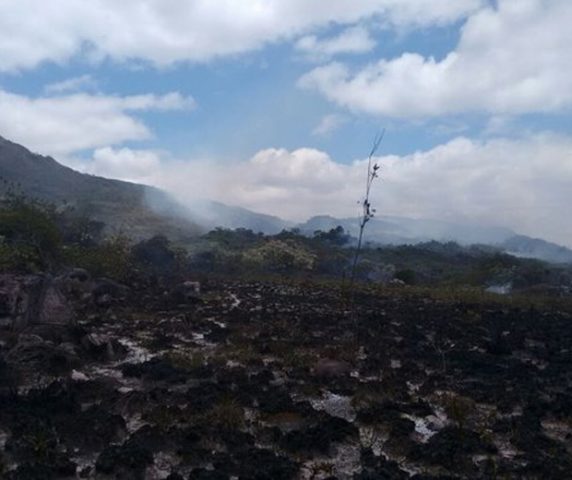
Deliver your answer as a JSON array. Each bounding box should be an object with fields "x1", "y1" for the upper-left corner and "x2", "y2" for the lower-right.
[
  {"x1": 300, "y1": 0, "x2": 572, "y2": 117},
  {"x1": 296, "y1": 27, "x2": 376, "y2": 60},
  {"x1": 0, "y1": 89, "x2": 195, "y2": 156},
  {"x1": 152, "y1": 148, "x2": 362, "y2": 220},
  {"x1": 86, "y1": 134, "x2": 572, "y2": 247},
  {"x1": 0, "y1": 0, "x2": 483, "y2": 71},
  {"x1": 84, "y1": 147, "x2": 163, "y2": 184}
]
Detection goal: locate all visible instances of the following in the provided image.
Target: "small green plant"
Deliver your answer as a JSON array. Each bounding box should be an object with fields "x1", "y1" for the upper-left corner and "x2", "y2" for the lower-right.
[
  {"x1": 207, "y1": 397, "x2": 244, "y2": 430},
  {"x1": 165, "y1": 351, "x2": 205, "y2": 370},
  {"x1": 23, "y1": 429, "x2": 55, "y2": 462},
  {"x1": 145, "y1": 405, "x2": 183, "y2": 431},
  {"x1": 220, "y1": 342, "x2": 257, "y2": 365},
  {"x1": 281, "y1": 349, "x2": 315, "y2": 370},
  {"x1": 442, "y1": 393, "x2": 476, "y2": 430}
]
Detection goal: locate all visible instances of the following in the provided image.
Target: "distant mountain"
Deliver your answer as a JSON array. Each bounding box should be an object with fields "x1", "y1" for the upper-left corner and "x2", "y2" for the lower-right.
[
  {"x1": 501, "y1": 235, "x2": 572, "y2": 264},
  {"x1": 179, "y1": 199, "x2": 292, "y2": 235},
  {"x1": 0, "y1": 135, "x2": 289, "y2": 240},
  {"x1": 0, "y1": 135, "x2": 206, "y2": 241},
  {"x1": 298, "y1": 215, "x2": 515, "y2": 245},
  {"x1": 298, "y1": 215, "x2": 572, "y2": 265}
]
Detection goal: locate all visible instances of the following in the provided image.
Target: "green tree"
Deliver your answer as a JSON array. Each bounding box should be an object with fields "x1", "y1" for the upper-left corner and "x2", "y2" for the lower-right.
[{"x1": 0, "y1": 199, "x2": 62, "y2": 271}]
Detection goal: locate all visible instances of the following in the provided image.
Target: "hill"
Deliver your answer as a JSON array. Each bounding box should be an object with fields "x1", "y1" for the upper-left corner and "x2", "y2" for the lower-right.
[
  {"x1": 298, "y1": 215, "x2": 515, "y2": 245},
  {"x1": 181, "y1": 199, "x2": 291, "y2": 235},
  {"x1": 0, "y1": 135, "x2": 295, "y2": 241},
  {"x1": 501, "y1": 234, "x2": 572, "y2": 264},
  {"x1": 0, "y1": 135, "x2": 206, "y2": 241},
  {"x1": 298, "y1": 215, "x2": 572, "y2": 265}
]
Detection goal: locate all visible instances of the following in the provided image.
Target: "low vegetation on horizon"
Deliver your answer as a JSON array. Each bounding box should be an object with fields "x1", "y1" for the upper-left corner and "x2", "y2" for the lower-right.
[{"x1": 1, "y1": 195, "x2": 571, "y2": 301}]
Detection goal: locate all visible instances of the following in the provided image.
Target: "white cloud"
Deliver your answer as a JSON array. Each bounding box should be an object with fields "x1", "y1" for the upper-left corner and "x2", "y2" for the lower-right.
[
  {"x1": 296, "y1": 27, "x2": 376, "y2": 60},
  {"x1": 300, "y1": 0, "x2": 572, "y2": 117},
  {"x1": 312, "y1": 114, "x2": 348, "y2": 136},
  {"x1": 153, "y1": 148, "x2": 362, "y2": 220},
  {"x1": 377, "y1": 134, "x2": 572, "y2": 247},
  {"x1": 0, "y1": 0, "x2": 484, "y2": 71},
  {"x1": 44, "y1": 74, "x2": 97, "y2": 94},
  {"x1": 0, "y1": 89, "x2": 195, "y2": 156},
  {"x1": 85, "y1": 147, "x2": 163, "y2": 184},
  {"x1": 89, "y1": 134, "x2": 572, "y2": 247}
]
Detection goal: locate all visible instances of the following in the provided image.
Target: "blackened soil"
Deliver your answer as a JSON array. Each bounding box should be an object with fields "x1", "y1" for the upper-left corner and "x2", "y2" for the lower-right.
[{"x1": 1, "y1": 278, "x2": 572, "y2": 479}]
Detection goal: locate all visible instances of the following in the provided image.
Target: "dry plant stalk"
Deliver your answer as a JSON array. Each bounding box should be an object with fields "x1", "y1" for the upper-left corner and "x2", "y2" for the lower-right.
[{"x1": 349, "y1": 130, "x2": 384, "y2": 289}]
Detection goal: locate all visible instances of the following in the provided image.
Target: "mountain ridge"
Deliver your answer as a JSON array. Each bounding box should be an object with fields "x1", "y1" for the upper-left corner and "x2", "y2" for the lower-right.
[
  {"x1": 0, "y1": 135, "x2": 203, "y2": 241},
  {"x1": 1, "y1": 134, "x2": 571, "y2": 264}
]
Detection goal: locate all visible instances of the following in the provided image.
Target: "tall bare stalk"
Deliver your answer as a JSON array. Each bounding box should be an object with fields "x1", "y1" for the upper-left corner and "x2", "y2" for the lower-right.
[{"x1": 349, "y1": 130, "x2": 384, "y2": 289}]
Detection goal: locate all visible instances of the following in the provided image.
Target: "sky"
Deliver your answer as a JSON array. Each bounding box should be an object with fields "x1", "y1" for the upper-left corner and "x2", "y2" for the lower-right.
[{"x1": 1, "y1": 0, "x2": 571, "y2": 246}]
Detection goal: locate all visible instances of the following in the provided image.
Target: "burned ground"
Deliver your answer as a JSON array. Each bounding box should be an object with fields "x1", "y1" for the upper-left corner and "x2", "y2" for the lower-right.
[{"x1": 1, "y1": 276, "x2": 572, "y2": 479}]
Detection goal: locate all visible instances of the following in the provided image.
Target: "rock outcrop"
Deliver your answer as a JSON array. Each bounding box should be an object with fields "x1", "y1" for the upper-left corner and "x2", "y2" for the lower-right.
[{"x1": 0, "y1": 274, "x2": 75, "y2": 331}]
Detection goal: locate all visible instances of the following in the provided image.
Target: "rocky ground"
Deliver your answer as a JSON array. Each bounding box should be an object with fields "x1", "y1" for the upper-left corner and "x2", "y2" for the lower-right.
[{"x1": 1, "y1": 271, "x2": 572, "y2": 479}]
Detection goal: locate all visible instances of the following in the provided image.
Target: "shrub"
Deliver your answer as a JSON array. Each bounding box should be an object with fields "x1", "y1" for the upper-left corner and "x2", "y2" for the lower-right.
[
  {"x1": 442, "y1": 393, "x2": 476, "y2": 430},
  {"x1": 205, "y1": 227, "x2": 262, "y2": 249},
  {"x1": 207, "y1": 398, "x2": 244, "y2": 430},
  {"x1": 63, "y1": 234, "x2": 133, "y2": 281},
  {"x1": 132, "y1": 235, "x2": 176, "y2": 272},
  {"x1": 243, "y1": 239, "x2": 316, "y2": 272},
  {"x1": 0, "y1": 242, "x2": 42, "y2": 272},
  {"x1": 0, "y1": 200, "x2": 62, "y2": 271},
  {"x1": 313, "y1": 226, "x2": 351, "y2": 246},
  {"x1": 395, "y1": 269, "x2": 417, "y2": 285}
]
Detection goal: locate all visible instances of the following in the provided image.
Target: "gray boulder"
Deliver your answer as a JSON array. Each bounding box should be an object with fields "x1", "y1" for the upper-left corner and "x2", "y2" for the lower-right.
[{"x1": 0, "y1": 274, "x2": 75, "y2": 331}]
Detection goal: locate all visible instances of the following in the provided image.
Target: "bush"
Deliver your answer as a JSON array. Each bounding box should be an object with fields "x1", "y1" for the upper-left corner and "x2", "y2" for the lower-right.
[
  {"x1": 205, "y1": 227, "x2": 262, "y2": 249},
  {"x1": 58, "y1": 212, "x2": 105, "y2": 247},
  {"x1": 63, "y1": 234, "x2": 133, "y2": 281},
  {"x1": 0, "y1": 242, "x2": 43, "y2": 272},
  {"x1": 313, "y1": 226, "x2": 351, "y2": 246},
  {"x1": 0, "y1": 200, "x2": 62, "y2": 271},
  {"x1": 132, "y1": 235, "x2": 176, "y2": 272},
  {"x1": 243, "y1": 240, "x2": 316, "y2": 272},
  {"x1": 395, "y1": 268, "x2": 417, "y2": 285}
]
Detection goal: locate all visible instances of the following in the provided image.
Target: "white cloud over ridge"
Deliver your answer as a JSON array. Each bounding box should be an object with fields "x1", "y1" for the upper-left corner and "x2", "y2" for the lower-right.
[
  {"x1": 87, "y1": 134, "x2": 572, "y2": 247},
  {"x1": 87, "y1": 147, "x2": 163, "y2": 184},
  {"x1": 0, "y1": 0, "x2": 483, "y2": 71},
  {"x1": 0, "y1": 90, "x2": 195, "y2": 156},
  {"x1": 300, "y1": 0, "x2": 572, "y2": 117}
]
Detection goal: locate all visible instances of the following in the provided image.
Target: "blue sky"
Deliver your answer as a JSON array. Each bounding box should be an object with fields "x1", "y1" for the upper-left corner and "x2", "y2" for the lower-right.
[
  {"x1": 1, "y1": 0, "x2": 572, "y2": 245},
  {"x1": 0, "y1": 22, "x2": 464, "y2": 160}
]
